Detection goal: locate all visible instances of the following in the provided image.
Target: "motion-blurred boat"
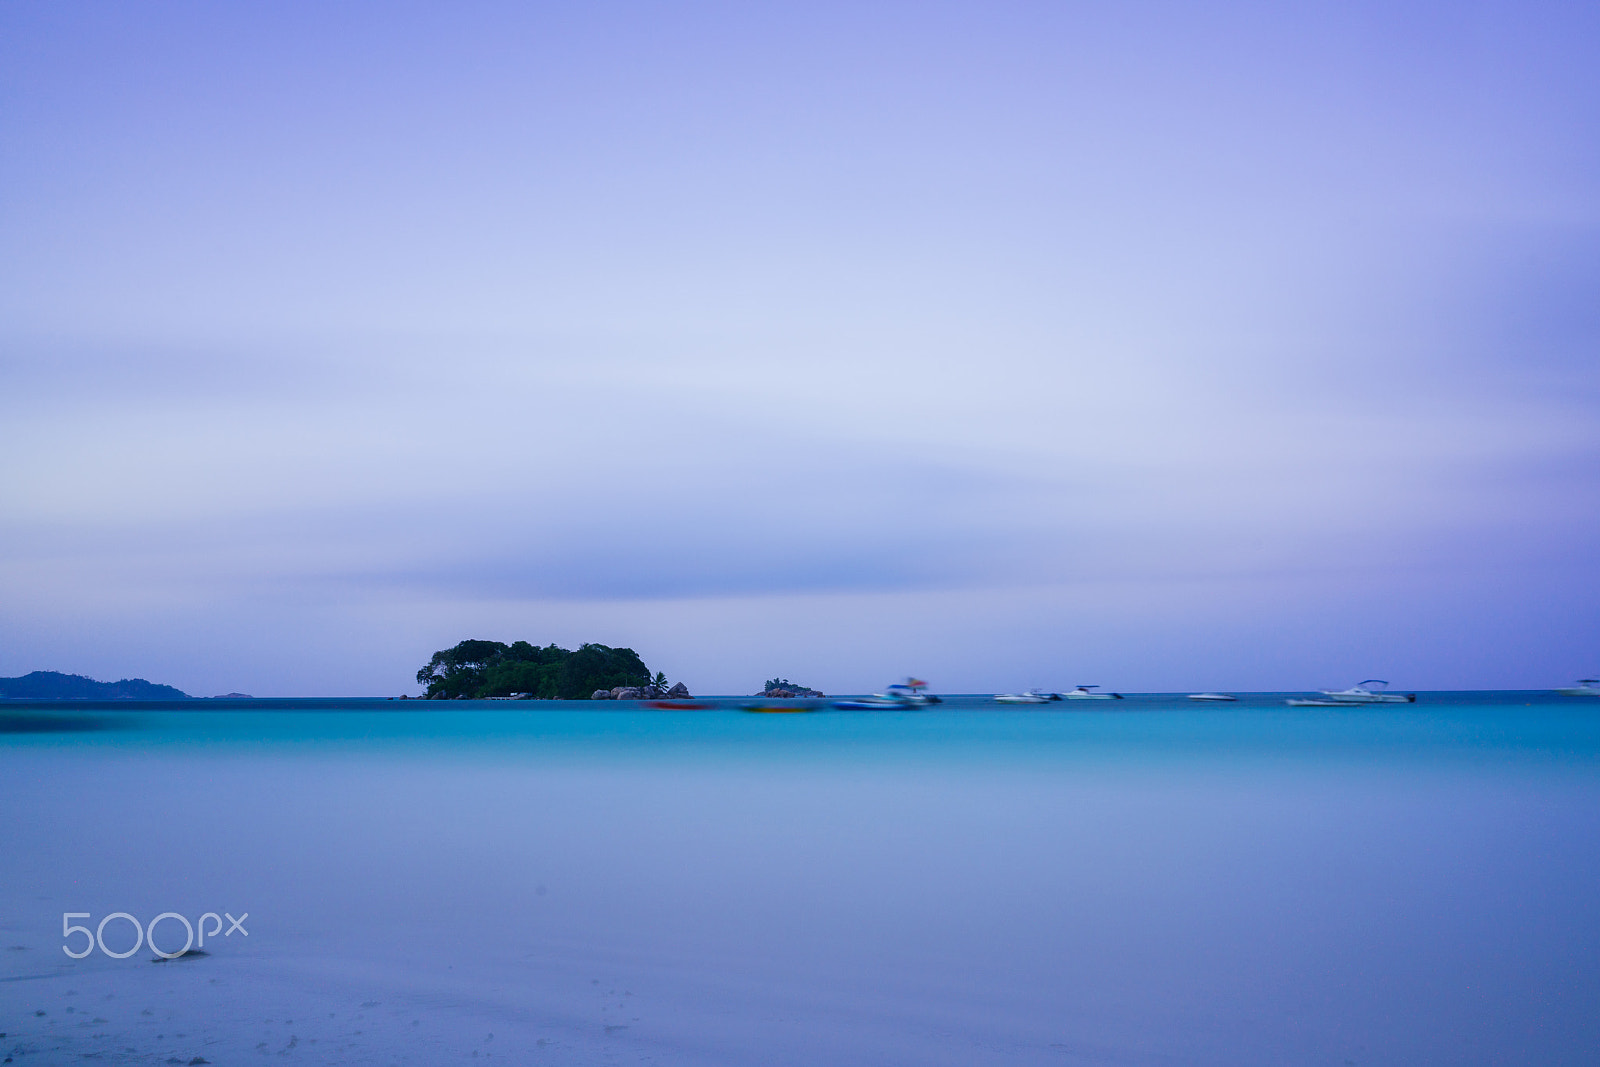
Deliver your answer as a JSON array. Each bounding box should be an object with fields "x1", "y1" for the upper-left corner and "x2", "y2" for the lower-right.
[
  {"x1": 1318, "y1": 680, "x2": 1415, "y2": 703},
  {"x1": 834, "y1": 680, "x2": 939, "y2": 710},
  {"x1": 645, "y1": 700, "x2": 715, "y2": 710},
  {"x1": 1286, "y1": 698, "x2": 1351, "y2": 707},
  {"x1": 740, "y1": 701, "x2": 822, "y2": 713},
  {"x1": 1188, "y1": 693, "x2": 1237, "y2": 702},
  {"x1": 995, "y1": 689, "x2": 1057, "y2": 704},
  {"x1": 1556, "y1": 680, "x2": 1600, "y2": 697},
  {"x1": 1062, "y1": 685, "x2": 1122, "y2": 700}
]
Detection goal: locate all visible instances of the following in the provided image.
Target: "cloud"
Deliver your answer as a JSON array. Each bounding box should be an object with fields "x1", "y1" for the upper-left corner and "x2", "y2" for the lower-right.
[{"x1": 1, "y1": 2, "x2": 1598, "y2": 690}]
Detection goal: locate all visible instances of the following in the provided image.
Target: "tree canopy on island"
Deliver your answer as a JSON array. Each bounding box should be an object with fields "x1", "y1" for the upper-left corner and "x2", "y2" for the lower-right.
[{"x1": 416, "y1": 640, "x2": 651, "y2": 699}]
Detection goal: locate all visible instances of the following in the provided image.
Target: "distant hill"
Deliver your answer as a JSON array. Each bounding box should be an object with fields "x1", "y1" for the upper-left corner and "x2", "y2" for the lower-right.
[{"x1": 0, "y1": 671, "x2": 190, "y2": 700}]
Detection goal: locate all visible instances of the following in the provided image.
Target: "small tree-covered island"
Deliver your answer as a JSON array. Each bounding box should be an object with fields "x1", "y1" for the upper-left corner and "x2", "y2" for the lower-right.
[
  {"x1": 416, "y1": 639, "x2": 690, "y2": 700},
  {"x1": 758, "y1": 678, "x2": 826, "y2": 698}
]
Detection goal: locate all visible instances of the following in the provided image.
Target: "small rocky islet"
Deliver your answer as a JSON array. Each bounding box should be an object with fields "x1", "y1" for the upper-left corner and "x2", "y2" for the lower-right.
[{"x1": 754, "y1": 678, "x2": 826, "y2": 698}]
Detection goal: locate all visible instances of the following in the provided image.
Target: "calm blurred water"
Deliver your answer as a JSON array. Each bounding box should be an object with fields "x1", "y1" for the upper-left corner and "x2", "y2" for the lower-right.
[{"x1": 3, "y1": 694, "x2": 1598, "y2": 1065}]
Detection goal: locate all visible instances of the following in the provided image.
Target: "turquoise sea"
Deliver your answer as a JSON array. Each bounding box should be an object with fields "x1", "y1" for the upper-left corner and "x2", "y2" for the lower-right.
[{"x1": 3, "y1": 693, "x2": 1598, "y2": 1065}]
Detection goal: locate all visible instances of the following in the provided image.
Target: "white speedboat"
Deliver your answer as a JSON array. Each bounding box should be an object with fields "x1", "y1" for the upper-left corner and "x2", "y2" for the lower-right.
[
  {"x1": 1063, "y1": 685, "x2": 1122, "y2": 700},
  {"x1": 1188, "y1": 693, "x2": 1237, "y2": 702},
  {"x1": 1287, "y1": 698, "x2": 1353, "y2": 707},
  {"x1": 1318, "y1": 680, "x2": 1415, "y2": 703},
  {"x1": 834, "y1": 680, "x2": 940, "y2": 710},
  {"x1": 1556, "y1": 679, "x2": 1600, "y2": 697},
  {"x1": 995, "y1": 689, "x2": 1057, "y2": 704}
]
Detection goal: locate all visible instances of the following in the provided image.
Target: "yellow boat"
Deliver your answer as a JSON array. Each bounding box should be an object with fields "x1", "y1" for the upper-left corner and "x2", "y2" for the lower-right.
[{"x1": 740, "y1": 701, "x2": 821, "y2": 713}]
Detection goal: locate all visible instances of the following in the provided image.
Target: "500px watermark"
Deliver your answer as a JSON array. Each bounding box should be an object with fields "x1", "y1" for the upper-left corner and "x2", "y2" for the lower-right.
[{"x1": 62, "y1": 911, "x2": 248, "y2": 959}]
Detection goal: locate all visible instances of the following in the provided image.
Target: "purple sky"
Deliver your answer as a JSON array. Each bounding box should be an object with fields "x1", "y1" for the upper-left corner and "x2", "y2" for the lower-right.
[{"x1": 2, "y1": 1, "x2": 1597, "y2": 696}]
